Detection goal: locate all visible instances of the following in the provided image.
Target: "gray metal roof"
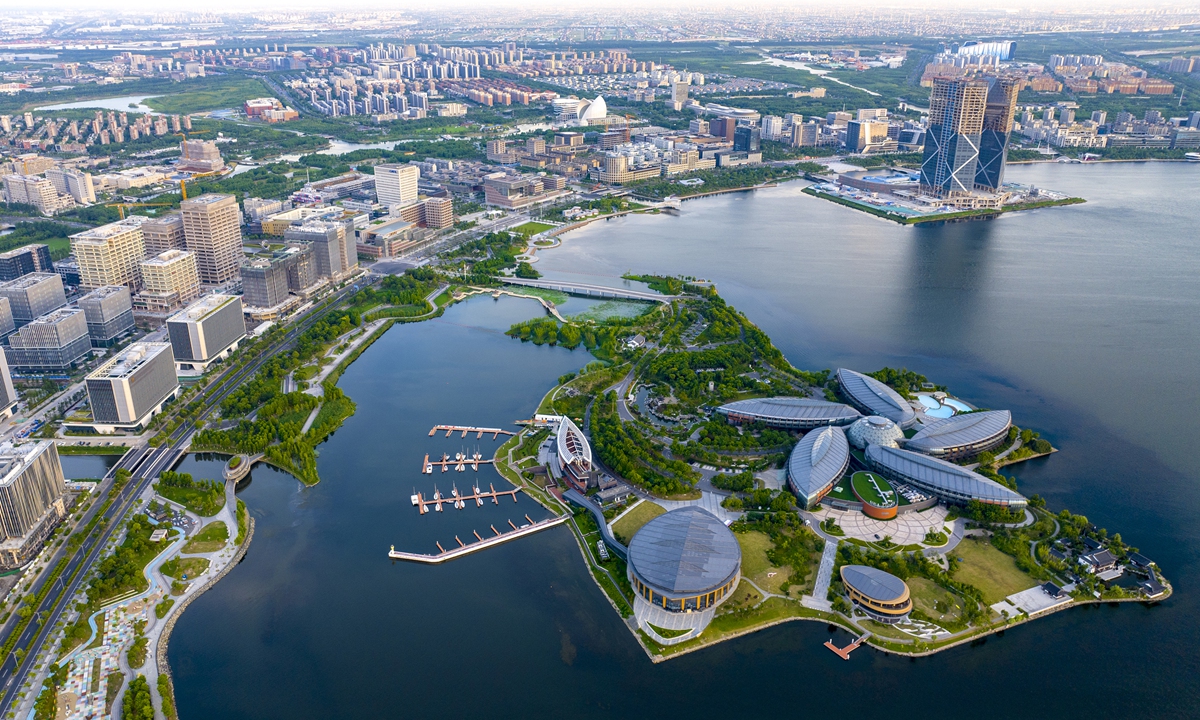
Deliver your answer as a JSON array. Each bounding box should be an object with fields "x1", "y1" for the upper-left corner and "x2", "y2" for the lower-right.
[
  {"x1": 907, "y1": 410, "x2": 1012, "y2": 454},
  {"x1": 841, "y1": 565, "x2": 908, "y2": 602},
  {"x1": 866, "y1": 444, "x2": 1027, "y2": 507},
  {"x1": 836, "y1": 369, "x2": 917, "y2": 428},
  {"x1": 787, "y1": 426, "x2": 850, "y2": 503},
  {"x1": 627, "y1": 506, "x2": 741, "y2": 596},
  {"x1": 717, "y1": 397, "x2": 860, "y2": 424}
]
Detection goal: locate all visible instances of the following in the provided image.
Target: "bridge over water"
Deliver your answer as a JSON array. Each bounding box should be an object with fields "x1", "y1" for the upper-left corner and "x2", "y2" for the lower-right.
[{"x1": 500, "y1": 278, "x2": 676, "y2": 303}]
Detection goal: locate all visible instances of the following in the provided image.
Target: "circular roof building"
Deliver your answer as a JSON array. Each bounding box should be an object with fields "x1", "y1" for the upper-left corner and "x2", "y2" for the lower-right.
[
  {"x1": 836, "y1": 368, "x2": 918, "y2": 429},
  {"x1": 628, "y1": 506, "x2": 741, "y2": 612},
  {"x1": 787, "y1": 426, "x2": 850, "y2": 508},
  {"x1": 717, "y1": 397, "x2": 860, "y2": 429},
  {"x1": 847, "y1": 415, "x2": 904, "y2": 449},
  {"x1": 906, "y1": 410, "x2": 1012, "y2": 460},
  {"x1": 840, "y1": 565, "x2": 912, "y2": 623}
]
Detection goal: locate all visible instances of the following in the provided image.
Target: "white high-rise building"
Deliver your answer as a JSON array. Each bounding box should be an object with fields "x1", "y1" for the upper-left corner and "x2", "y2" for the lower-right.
[
  {"x1": 181, "y1": 194, "x2": 243, "y2": 286},
  {"x1": 373, "y1": 164, "x2": 419, "y2": 206},
  {"x1": 69, "y1": 217, "x2": 147, "y2": 291}
]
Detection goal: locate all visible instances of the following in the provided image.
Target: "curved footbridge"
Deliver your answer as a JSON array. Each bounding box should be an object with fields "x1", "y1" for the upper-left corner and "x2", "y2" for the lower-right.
[
  {"x1": 388, "y1": 514, "x2": 568, "y2": 563},
  {"x1": 500, "y1": 278, "x2": 678, "y2": 304}
]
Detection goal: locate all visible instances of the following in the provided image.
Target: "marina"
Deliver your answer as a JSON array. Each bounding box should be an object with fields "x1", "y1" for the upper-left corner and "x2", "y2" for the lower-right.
[
  {"x1": 388, "y1": 515, "x2": 569, "y2": 563},
  {"x1": 410, "y1": 482, "x2": 521, "y2": 513},
  {"x1": 421, "y1": 451, "x2": 495, "y2": 473},
  {"x1": 429, "y1": 424, "x2": 516, "y2": 439}
]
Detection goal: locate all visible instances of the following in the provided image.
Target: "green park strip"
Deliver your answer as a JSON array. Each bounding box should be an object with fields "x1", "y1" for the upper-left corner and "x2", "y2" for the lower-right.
[
  {"x1": 56, "y1": 446, "x2": 130, "y2": 456},
  {"x1": 611, "y1": 501, "x2": 665, "y2": 545},
  {"x1": 511, "y1": 221, "x2": 556, "y2": 236}
]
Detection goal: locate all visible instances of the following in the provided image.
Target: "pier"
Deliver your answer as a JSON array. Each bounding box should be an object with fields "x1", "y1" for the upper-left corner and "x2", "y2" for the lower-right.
[
  {"x1": 422, "y1": 452, "x2": 495, "y2": 473},
  {"x1": 429, "y1": 425, "x2": 516, "y2": 439},
  {"x1": 824, "y1": 633, "x2": 870, "y2": 660},
  {"x1": 411, "y1": 482, "x2": 521, "y2": 513},
  {"x1": 388, "y1": 514, "x2": 569, "y2": 564}
]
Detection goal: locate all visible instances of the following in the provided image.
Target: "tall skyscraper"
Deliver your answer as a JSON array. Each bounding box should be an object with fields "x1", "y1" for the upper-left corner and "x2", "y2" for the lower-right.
[
  {"x1": 181, "y1": 194, "x2": 243, "y2": 286},
  {"x1": 284, "y1": 221, "x2": 356, "y2": 279},
  {"x1": 920, "y1": 78, "x2": 988, "y2": 197},
  {"x1": 139, "y1": 213, "x2": 186, "y2": 255},
  {"x1": 0, "y1": 348, "x2": 18, "y2": 419},
  {"x1": 373, "y1": 164, "x2": 419, "y2": 206},
  {"x1": 69, "y1": 217, "x2": 146, "y2": 291},
  {"x1": 0, "y1": 441, "x2": 67, "y2": 569},
  {"x1": 733, "y1": 125, "x2": 760, "y2": 152},
  {"x1": 975, "y1": 77, "x2": 1020, "y2": 192}
]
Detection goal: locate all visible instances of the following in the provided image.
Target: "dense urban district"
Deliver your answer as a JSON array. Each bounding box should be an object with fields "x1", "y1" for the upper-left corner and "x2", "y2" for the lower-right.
[{"x1": 0, "y1": 8, "x2": 1186, "y2": 719}]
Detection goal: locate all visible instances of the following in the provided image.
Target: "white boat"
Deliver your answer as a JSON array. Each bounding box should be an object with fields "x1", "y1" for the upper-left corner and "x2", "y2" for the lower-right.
[{"x1": 410, "y1": 493, "x2": 419, "y2": 506}]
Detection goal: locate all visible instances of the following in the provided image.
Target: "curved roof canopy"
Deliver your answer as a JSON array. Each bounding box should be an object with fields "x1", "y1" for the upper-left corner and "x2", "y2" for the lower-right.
[
  {"x1": 628, "y1": 506, "x2": 741, "y2": 596},
  {"x1": 578, "y1": 95, "x2": 608, "y2": 122},
  {"x1": 907, "y1": 410, "x2": 1012, "y2": 455},
  {"x1": 717, "y1": 397, "x2": 860, "y2": 426},
  {"x1": 841, "y1": 565, "x2": 909, "y2": 603},
  {"x1": 555, "y1": 417, "x2": 592, "y2": 468},
  {"x1": 836, "y1": 369, "x2": 917, "y2": 429},
  {"x1": 787, "y1": 426, "x2": 850, "y2": 503},
  {"x1": 866, "y1": 444, "x2": 1027, "y2": 507}
]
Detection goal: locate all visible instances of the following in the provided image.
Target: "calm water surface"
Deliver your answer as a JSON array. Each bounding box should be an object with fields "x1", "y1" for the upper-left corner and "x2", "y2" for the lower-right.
[{"x1": 171, "y1": 163, "x2": 1200, "y2": 718}]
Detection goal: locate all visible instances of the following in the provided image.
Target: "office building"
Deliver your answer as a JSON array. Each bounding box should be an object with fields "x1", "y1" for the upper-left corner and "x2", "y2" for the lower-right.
[
  {"x1": 70, "y1": 217, "x2": 146, "y2": 291},
  {"x1": 422, "y1": 197, "x2": 454, "y2": 229},
  {"x1": 166, "y1": 294, "x2": 246, "y2": 375},
  {"x1": 716, "y1": 397, "x2": 860, "y2": 429},
  {"x1": 181, "y1": 194, "x2": 243, "y2": 286},
  {"x1": 139, "y1": 213, "x2": 186, "y2": 255},
  {"x1": 177, "y1": 139, "x2": 224, "y2": 172},
  {"x1": 0, "y1": 273, "x2": 67, "y2": 326},
  {"x1": 83, "y1": 342, "x2": 179, "y2": 433},
  {"x1": 240, "y1": 246, "x2": 313, "y2": 309},
  {"x1": 792, "y1": 122, "x2": 818, "y2": 147},
  {"x1": 374, "y1": 164, "x2": 420, "y2": 206},
  {"x1": 5, "y1": 307, "x2": 92, "y2": 373},
  {"x1": 77, "y1": 285, "x2": 135, "y2": 347},
  {"x1": 136, "y1": 249, "x2": 200, "y2": 315},
  {"x1": 0, "y1": 441, "x2": 67, "y2": 570},
  {"x1": 710, "y1": 117, "x2": 737, "y2": 141},
  {"x1": 906, "y1": 410, "x2": 1012, "y2": 460},
  {"x1": 845, "y1": 120, "x2": 892, "y2": 153},
  {"x1": 2, "y1": 175, "x2": 73, "y2": 216},
  {"x1": 920, "y1": 78, "x2": 988, "y2": 198},
  {"x1": 761, "y1": 115, "x2": 784, "y2": 140},
  {"x1": 0, "y1": 349, "x2": 18, "y2": 419},
  {"x1": 283, "y1": 221, "x2": 356, "y2": 280},
  {"x1": 975, "y1": 77, "x2": 1020, "y2": 191},
  {"x1": 0, "y1": 298, "x2": 14, "y2": 341},
  {"x1": 733, "y1": 125, "x2": 761, "y2": 152},
  {"x1": 45, "y1": 167, "x2": 95, "y2": 204},
  {"x1": 0, "y1": 245, "x2": 53, "y2": 282}
]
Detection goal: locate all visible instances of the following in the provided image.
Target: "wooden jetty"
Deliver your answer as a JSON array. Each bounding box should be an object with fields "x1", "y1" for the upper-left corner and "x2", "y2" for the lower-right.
[
  {"x1": 421, "y1": 451, "x2": 494, "y2": 474},
  {"x1": 388, "y1": 515, "x2": 569, "y2": 564},
  {"x1": 429, "y1": 425, "x2": 516, "y2": 439},
  {"x1": 824, "y1": 633, "x2": 870, "y2": 660},
  {"x1": 410, "y1": 482, "x2": 521, "y2": 514}
]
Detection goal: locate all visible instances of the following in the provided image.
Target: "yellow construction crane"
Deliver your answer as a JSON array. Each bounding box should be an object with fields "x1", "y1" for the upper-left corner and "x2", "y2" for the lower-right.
[
  {"x1": 178, "y1": 169, "x2": 224, "y2": 201},
  {"x1": 105, "y1": 202, "x2": 174, "y2": 220}
]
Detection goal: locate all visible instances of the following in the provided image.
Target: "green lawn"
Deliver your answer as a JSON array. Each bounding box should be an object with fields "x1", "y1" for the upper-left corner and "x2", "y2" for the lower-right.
[
  {"x1": 183, "y1": 521, "x2": 228, "y2": 553},
  {"x1": 512, "y1": 221, "x2": 556, "y2": 236},
  {"x1": 611, "y1": 500, "x2": 665, "y2": 545},
  {"x1": 951, "y1": 537, "x2": 1038, "y2": 604},
  {"x1": 737, "y1": 530, "x2": 791, "y2": 595},
  {"x1": 157, "y1": 484, "x2": 226, "y2": 517},
  {"x1": 825, "y1": 480, "x2": 857, "y2": 502},
  {"x1": 907, "y1": 577, "x2": 966, "y2": 627},
  {"x1": 146, "y1": 76, "x2": 274, "y2": 115},
  {"x1": 850, "y1": 471, "x2": 896, "y2": 508},
  {"x1": 160, "y1": 556, "x2": 209, "y2": 581}
]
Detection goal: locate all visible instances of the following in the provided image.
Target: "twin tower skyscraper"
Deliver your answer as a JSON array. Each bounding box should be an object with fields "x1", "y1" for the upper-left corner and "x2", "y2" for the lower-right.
[{"x1": 919, "y1": 76, "x2": 1020, "y2": 201}]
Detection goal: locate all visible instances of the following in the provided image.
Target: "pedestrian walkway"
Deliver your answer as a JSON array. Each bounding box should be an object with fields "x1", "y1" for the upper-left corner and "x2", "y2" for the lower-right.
[
  {"x1": 655, "y1": 491, "x2": 742, "y2": 524},
  {"x1": 802, "y1": 539, "x2": 839, "y2": 612}
]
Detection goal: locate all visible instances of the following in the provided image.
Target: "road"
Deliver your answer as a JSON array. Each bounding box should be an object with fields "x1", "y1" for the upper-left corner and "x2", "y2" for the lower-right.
[{"x1": 0, "y1": 278, "x2": 371, "y2": 715}]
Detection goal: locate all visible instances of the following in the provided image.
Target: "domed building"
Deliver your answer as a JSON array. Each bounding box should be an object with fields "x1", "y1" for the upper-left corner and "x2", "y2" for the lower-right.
[
  {"x1": 840, "y1": 565, "x2": 912, "y2": 623},
  {"x1": 627, "y1": 506, "x2": 741, "y2": 645},
  {"x1": 847, "y1": 415, "x2": 904, "y2": 449}
]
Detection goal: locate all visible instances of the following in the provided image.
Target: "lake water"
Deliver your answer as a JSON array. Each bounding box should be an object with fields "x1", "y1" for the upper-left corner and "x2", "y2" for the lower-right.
[
  {"x1": 34, "y1": 95, "x2": 160, "y2": 114},
  {"x1": 59, "y1": 453, "x2": 121, "y2": 480},
  {"x1": 170, "y1": 162, "x2": 1200, "y2": 718}
]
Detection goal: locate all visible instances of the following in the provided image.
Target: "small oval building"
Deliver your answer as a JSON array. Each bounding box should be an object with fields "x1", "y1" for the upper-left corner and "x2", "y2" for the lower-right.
[
  {"x1": 840, "y1": 565, "x2": 912, "y2": 623},
  {"x1": 786, "y1": 426, "x2": 850, "y2": 508},
  {"x1": 717, "y1": 397, "x2": 861, "y2": 430},
  {"x1": 906, "y1": 409, "x2": 1012, "y2": 460},
  {"x1": 627, "y1": 507, "x2": 741, "y2": 645},
  {"x1": 847, "y1": 415, "x2": 904, "y2": 449},
  {"x1": 836, "y1": 368, "x2": 918, "y2": 429}
]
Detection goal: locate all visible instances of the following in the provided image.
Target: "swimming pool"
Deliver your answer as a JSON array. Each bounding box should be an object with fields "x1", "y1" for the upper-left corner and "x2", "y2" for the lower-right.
[
  {"x1": 943, "y1": 398, "x2": 973, "y2": 412},
  {"x1": 917, "y1": 394, "x2": 957, "y2": 418}
]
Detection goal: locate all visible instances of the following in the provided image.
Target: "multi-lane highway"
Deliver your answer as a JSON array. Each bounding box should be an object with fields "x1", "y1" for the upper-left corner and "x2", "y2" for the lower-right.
[{"x1": 0, "y1": 278, "x2": 370, "y2": 714}]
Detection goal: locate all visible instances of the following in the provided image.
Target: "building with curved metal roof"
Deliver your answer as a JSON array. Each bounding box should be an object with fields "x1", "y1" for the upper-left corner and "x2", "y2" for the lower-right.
[
  {"x1": 865, "y1": 444, "x2": 1027, "y2": 509},
  {"x1": 555, "y1": 417, "x2": 593, "y2": 492},
  {"x1": 716, "y1": 397, "x2": 860, "y2": 430},
  {"x1": 847, "y1": 415, "x2": 904, "y2": 449},
  {"x1": 840, "y1": 565, "x2": 912, "y2": 623},
  {"x1": 906, "y1": 410, "x2": 1012, "y2": 460},
  {"x1": 836, "y1": 368, "x2": 917, "y2": 429},
  {"x1": 627, "y1": 506, "x2": 742, "y2": 645},
  {"x1": 786, "y1": 426, "x2": 850, "y2": 508}
]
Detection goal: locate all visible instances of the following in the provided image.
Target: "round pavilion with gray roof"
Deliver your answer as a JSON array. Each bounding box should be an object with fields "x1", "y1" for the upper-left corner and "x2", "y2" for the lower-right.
[
  {"x1": 840, "y1": 565, "x2": 912, "y2": 623},
  {"x1": 906, "y1": 410, "x2": 1012, "y2": 460},
  {"x1": 627, "y1": 507, "x2": 741, "y2": 644},
  {"x1": 836, "y1": 368, "x2": 918, "y2": 429},
  {"x1": 787, "y1": 426, "x2": 850, "y2": 508}
]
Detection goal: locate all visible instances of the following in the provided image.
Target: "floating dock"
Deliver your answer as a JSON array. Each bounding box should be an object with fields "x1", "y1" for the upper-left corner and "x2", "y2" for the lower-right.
[
  {"x1": 422, "y1": 452, "x2": 494, "y2": 474},
  {"x1": 429, "y1": 425, "x2": 516, "y2": 439},
  {"x1": 824, "y1": 633, "x2": 870, "y2": 660},
  {"x1": 388, "y1": 514, "x2": 569, "y2": 564},
  {"x1": 411, "y1": 483, "x2": 521, "y2": 514}
]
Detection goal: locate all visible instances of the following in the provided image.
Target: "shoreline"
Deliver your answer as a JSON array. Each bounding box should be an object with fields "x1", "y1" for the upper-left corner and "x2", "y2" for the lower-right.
[{"x1": 801, "y1": 185, "x2": 1086, "y2": 225}]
